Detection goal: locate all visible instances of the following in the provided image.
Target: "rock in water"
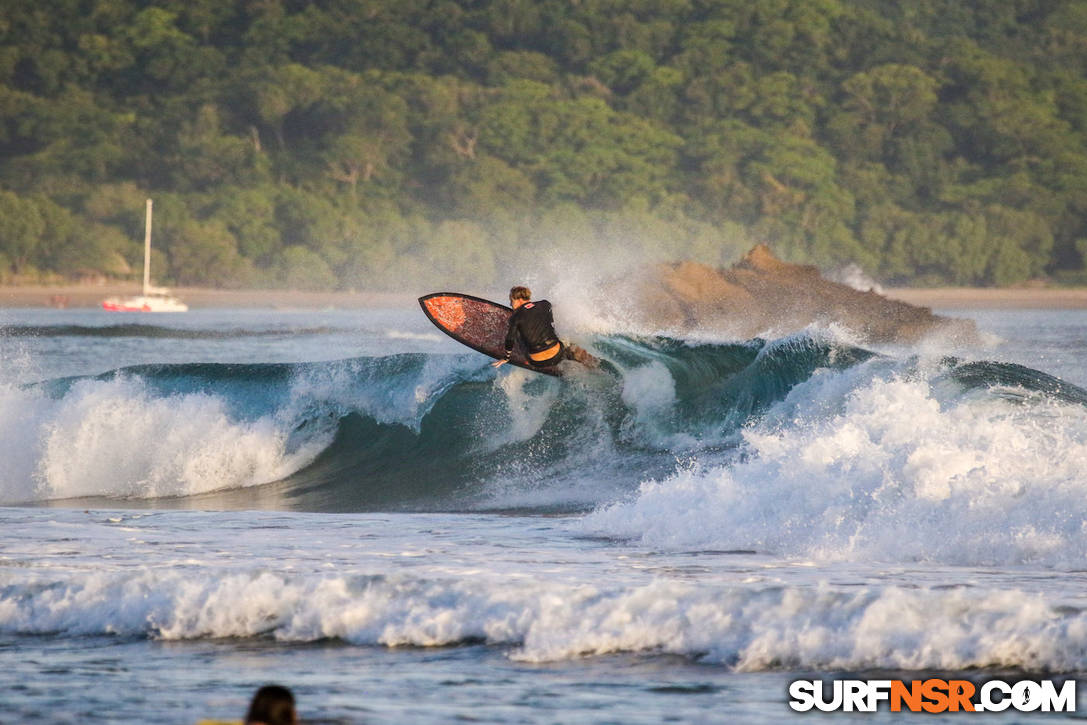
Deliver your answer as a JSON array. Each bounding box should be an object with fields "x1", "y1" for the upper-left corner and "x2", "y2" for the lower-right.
[{"x1": 629, "y1": 245, "x2": 975, "y2": 343}]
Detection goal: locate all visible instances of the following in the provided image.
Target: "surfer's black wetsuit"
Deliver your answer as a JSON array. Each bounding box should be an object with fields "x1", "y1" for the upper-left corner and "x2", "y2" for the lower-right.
[{"x1": 504, "y1": 300, "x2": 564, "y2": 366}]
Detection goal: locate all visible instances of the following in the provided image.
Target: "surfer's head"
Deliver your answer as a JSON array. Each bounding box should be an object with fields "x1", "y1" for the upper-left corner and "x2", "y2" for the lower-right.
[
  {"x1": 509, "y1": 286, "x2": 531, "y2": 307},
  {"x1": 245, "y1": 685, "x2": 297, "y2": 725}
]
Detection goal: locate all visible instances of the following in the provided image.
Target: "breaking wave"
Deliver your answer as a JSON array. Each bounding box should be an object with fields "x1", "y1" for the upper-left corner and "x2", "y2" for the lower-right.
[
  {"x1": 2, "y1": 567, "x2": 1084, "y2": 671},
  {"x1": 2, "y1": 330, "x2": 1086, "y2": 567}
]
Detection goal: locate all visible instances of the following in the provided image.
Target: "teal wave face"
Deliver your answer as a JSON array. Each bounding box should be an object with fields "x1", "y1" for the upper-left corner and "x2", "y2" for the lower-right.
[
  {"x1": 942, "y1": 360, "x2": 1087, "y2": 406},
  {"x1": 16, "y1": 334, "x2": 1087, "y2": 512}
]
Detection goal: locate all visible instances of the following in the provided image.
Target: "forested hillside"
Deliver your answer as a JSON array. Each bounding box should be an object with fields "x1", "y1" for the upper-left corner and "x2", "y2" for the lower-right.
[{"x1": 2, "y1": 0, "x2": 1087, "y2": 288}]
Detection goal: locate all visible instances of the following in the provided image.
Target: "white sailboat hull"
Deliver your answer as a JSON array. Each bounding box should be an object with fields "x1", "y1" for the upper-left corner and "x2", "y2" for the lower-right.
[{"x1": 101, "y1": 294, "x2": 189, "y2": 312}]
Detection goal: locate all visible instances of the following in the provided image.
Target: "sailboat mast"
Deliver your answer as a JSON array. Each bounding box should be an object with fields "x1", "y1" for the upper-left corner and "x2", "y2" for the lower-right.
[{"x1": 143, "y1": 198, "x2": 152, "y2": 297}]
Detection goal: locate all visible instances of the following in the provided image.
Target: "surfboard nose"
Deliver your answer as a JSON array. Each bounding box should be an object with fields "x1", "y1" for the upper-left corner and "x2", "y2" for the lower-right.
[{"x1": 419, "y1": 294, "x2": 467, "y2": 331}]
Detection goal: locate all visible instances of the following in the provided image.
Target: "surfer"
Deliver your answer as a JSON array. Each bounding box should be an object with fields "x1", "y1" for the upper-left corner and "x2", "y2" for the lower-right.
[
  {"x1": 244, "y1": 684, "x2": 298, "y2": 725},
  {"x1": 492, "y1": 286, "x2": 597, "y2": 369}
]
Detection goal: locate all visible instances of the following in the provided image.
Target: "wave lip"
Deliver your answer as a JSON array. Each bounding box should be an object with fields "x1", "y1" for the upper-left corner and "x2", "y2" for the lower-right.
[{"x1": 1, "y1": 569, "x2": 1083, "y2": 672}]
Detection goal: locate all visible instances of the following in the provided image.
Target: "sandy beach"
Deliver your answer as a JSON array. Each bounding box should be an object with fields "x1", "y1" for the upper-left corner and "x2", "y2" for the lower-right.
[
  {"x1": 883, "y1": 286, "x2": 1087, "y2": 309},
  {"x1": 3, "y1": 282, "x2": 1087, "y2": 310}
]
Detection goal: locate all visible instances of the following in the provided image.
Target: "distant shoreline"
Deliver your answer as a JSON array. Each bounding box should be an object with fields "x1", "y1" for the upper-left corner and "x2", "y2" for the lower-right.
[
  {"x1": 883, "y1": 287, "x2": 1087, "y2": 309},
  {"x1": 2, "y1": 282, "x2": 1087, "y2": 310},
  {"x1": 0, "y1": 284, "x2": 417, "y2": 310}
]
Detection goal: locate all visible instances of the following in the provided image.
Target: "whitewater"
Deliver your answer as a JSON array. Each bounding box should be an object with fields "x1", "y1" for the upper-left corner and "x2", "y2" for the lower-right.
[{"x1": 1, "y1": 305, "x2": 1085, "y2": 723}]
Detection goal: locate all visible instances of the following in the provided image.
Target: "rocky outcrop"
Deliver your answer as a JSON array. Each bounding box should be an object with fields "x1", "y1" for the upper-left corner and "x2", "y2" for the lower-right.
[{"x1": 629, "y1": 245, "x2": 975, "y2": 343}]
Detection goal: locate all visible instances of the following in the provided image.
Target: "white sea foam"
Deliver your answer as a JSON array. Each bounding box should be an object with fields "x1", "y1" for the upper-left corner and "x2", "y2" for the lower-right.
[
  {"x1": 621, "y1": 361, "x2": 676, "y2": 415},
  {"x1": 0, "y1": 376, "x2": 327, "y2": 503},
  {"x1": 494, "y1": 368, "x2": 560, "y2": 446},
  {"x1": 581, "y1": 360, "x2": 1087, "y2": 568},
  {"x1": 826, "y1": 263, "x2": 884, "y2": 294},
  {"x1": 385, "y1": 329, "x2": 443, "y2": 341},
  {"x1": 1, "y1": 568, "x2": 1084, "y2": 671},
  {"x1": 0, "y1": 384, "x2": 54, "y2": 502},
  {"x1": 616, "y1": 361, "x2": 706, "y2": 451}
]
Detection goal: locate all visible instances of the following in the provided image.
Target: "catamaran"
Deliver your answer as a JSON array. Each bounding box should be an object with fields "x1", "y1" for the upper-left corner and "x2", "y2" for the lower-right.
[{"x1": 101, "y1": 199, "x2": 188, "y2": 312}]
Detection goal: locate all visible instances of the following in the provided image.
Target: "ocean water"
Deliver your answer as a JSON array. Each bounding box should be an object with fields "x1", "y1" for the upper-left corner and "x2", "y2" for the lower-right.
[{"x1": 1, "y1": 305, "x2": 1086, "y2": 723}]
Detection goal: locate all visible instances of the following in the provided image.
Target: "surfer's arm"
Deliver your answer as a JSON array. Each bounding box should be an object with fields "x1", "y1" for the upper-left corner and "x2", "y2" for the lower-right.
[
  {"x1": 502, "y1": 312, "x2": 520, "y2": 360},
  {"x1": 490, "y1": 359, "x2": 508, "y2": 368}
]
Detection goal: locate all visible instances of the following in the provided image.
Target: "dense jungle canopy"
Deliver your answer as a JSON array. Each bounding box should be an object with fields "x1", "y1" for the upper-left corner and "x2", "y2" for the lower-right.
[{"x1": 2, "y1": 0, "x2": 1087, "y2": 289}]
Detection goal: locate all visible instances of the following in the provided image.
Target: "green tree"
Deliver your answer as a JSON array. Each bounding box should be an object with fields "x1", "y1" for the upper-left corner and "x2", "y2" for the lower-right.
[
  {"x1": 476, "y1": 84, "x2": 682, "y2": 207},
  {"x1": 588, "y1": 49, "x2": 656, "y2": 95},
  {"x1": 274, "y1": 245, "x2": 337, "y2": 289},
  {"x1": 2, "y1": 0, "x2": 1087, "y2": 287},
  {"x1": 832, "y1": 64, "x2": 940, "y2": 161},
  {"x1": 0, "y1": 190, "x2": 44, "y2": 274},
  {"x1": 175, "y1": 104, "x2": 266, "y2": 191},
  {"x1": 426, "y1": 220, "x2": 497, "y2": 287},
  {"x1": 248, "y1": 63, "x2": 326, "y2": 152},
  {"x1": 163, "y1": 218, "x2": 249, "y2": 287},
  {"x1": 209, "y1": 186, "x2": 283, "y2": 267},
  {"x1": 318, "y1": 73, "x2": 412, "y2": 198},
  {"x1": 447, "y1": 154, "x2": 536, "y2": 219}
]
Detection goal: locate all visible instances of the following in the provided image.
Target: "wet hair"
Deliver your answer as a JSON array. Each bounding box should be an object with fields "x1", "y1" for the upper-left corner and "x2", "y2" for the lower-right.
[
  {"x1": 509, "y1": 286, "x2": 531, "y2": 302},
  {"x1": 245, "y1": 685, "x2": 297, "y2": 725}
]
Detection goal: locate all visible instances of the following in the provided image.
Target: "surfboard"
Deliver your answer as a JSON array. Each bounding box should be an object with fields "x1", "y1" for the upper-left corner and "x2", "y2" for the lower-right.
[{"x1": 418, "y1": 292, "x2": 563, "y2": 376}]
